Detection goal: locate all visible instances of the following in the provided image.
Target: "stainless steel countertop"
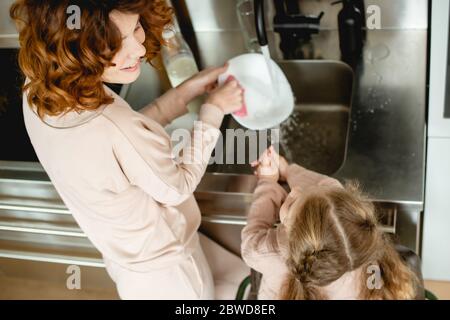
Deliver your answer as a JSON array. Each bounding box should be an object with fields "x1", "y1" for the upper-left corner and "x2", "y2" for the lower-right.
[
  {"x1": 332, "y1": 30, "x2": 427, "y2": 205},
  {"x1": 0, "y1": 1, "x2": 427, "y2": 265},
  {"x1": 0, "y1": 30, "x2": 427, "y2": 208},
  {"x1": 0, "y1": 31, "x2": 427, "y2": 257},
  {"x1": 199, "y1": 29, "x2": 427, "y2": 207}
]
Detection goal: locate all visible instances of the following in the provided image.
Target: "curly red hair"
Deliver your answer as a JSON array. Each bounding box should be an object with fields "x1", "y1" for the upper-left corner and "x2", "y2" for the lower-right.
[{"x1": 10, "y1": 0, "x2": 173, "y2": 118}]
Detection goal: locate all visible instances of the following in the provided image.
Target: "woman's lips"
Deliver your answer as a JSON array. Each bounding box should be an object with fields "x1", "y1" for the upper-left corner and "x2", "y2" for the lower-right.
[{"x1": 121, "y1": 61, "x2": 140, "y2": 72}]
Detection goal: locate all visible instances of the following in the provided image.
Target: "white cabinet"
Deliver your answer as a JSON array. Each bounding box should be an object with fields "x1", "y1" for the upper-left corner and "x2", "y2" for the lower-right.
[
  {"x1": 423, "y1": 139, "x2": 450, "y2": 280},
  {"x1": 428, "y1": 0, "x2": 450, "y2": 138},
  {"x1": 423, "y1": 0, "x2": 450, "y2": 281}
]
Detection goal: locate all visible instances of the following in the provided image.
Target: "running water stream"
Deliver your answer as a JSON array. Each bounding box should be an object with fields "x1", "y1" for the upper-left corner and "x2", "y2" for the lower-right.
[{"x1": 261, "y1": 45, "x2": 275, "y2": 88}]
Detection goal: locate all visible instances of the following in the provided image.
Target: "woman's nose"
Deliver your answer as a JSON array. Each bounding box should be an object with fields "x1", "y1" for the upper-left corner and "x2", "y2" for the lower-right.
[{"x1": 129, "y1": 39, "x2": 146, "y2": 60}]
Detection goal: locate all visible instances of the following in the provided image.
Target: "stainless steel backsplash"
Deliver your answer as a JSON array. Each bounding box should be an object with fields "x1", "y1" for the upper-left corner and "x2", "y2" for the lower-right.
[
  {"x1": 0, "y1": 0, "x2": 429, "y2": 34},
  {"x1": 183, "y1": 0, "x2": 428, "y2": 31},
  {"x1": 0, "y1": 0, "x2": 19, "y2": 48},
  {"x1": 0, "y1": 0, "x2": 16, "y2": 34},
  {"x1": 1, "y1": 0, "x2": 429, "y2": 57},
  {"x1": 175, "y1": 0, "x2": 428, "y2": 67}
]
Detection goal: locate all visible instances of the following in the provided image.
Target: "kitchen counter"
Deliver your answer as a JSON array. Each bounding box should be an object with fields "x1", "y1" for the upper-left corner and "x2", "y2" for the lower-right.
[
  {"x1": 0, "y1": 0, "x2": 428, "y2": 291},
  {"x1": 200, "y1": 29, "x2": 427, "y2": 208},
  {"x1": 0, "y1": 28, "x2": 427, "y2": 205},
  {"x1": 334, "y1": 29, "x2": 427, "y2": 206},
  {"x1": 0, "y1": 30, "x2": 427, "y2": 258}
]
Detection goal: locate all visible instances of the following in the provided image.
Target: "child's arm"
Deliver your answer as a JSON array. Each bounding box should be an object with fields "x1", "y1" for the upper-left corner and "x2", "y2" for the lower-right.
[
  {"x1": 258, "y1": 146, "x2": 342, "y2": 192},
  {"x1": 241, "y1": 149, "x2": 288, "y2": 273},
  {"x1": 285, "y1": 164, "x2": 343, "y2": 192}
]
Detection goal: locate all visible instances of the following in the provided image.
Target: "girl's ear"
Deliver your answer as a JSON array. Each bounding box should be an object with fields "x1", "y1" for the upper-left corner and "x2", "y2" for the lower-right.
[
  {"x1": 286, "y1": 192, "x2": 310, "y2": 226},
  {"x1": 280, "y1": 195, "x2": 300, "y2": 226}
]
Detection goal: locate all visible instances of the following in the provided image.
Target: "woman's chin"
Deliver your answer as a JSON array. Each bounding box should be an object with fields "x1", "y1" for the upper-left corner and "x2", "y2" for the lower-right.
[
  {"x1": 118, "y1": 69, "x2": 141, "y2": 84},
  {"x1": 122, "y1": 73, "x2": 140, "y2": 84},
  {"x1": 103, "y1": 67, "x2": 141, "y2": 85}
]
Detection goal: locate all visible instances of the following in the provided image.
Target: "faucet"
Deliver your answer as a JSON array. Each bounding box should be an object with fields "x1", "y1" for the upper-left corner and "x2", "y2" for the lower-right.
[
  {"x1": 254, "y1": 0, "x2": 268, "y2": 47},
  {"x1": 254, "y1": 0, "x2": 324, "y2": 59}
]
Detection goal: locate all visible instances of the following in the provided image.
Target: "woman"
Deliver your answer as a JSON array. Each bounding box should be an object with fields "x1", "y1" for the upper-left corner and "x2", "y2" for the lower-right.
[
  {"x1": 242, "y1": 147, "x2": 420, "y2": 299},
  {"x1": 11, "y1": 0, "x2": 244, "y2": 299}
]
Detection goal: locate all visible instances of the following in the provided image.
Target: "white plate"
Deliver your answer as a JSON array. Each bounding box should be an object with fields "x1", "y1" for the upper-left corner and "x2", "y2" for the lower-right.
[{"x1": 218, "y1": 53, "x2": 294, "y2": 130}]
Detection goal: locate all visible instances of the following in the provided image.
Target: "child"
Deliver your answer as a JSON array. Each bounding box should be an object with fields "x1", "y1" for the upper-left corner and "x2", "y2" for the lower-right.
[{"x1": 241, "y1": 146, "x2": 419, "y2": 300}]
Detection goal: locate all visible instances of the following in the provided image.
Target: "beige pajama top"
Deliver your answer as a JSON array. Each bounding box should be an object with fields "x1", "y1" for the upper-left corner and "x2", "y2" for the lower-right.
[{"x1": 22, "y1": 82, "x2": 225, "y2": 297}]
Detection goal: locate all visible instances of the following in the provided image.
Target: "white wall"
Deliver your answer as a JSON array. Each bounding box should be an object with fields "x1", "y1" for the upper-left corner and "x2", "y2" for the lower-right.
[
  {"x1": 423, "y1": 139, "x2": 450, "y2": 280},
  {"x1": 423, "y1": 0, "x2": 450, "y2": 281}
]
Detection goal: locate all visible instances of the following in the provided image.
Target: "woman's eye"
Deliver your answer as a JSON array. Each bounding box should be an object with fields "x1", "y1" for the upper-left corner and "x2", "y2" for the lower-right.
[{"x1": 135, "y1": 23, "x2": 142, "y2": 32}]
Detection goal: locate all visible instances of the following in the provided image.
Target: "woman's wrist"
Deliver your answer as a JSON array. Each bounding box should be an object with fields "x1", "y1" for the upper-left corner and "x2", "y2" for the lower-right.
[
  {"x1": 199, "y1": 103, "x2": 224, "y2": 128},
  {"x1": 176, "y1": 80, "x2": 201, "y2": 106}
]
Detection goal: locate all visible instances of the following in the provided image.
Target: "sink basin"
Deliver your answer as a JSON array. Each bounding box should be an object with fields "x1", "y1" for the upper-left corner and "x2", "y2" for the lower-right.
[{"x1": 207, "y1": 60, "x2": 354, "y2": 176}]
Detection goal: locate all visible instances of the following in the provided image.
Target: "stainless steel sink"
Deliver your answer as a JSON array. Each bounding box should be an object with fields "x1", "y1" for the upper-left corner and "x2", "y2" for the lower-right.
[
  {"x1": 207, "y1": 60, "x2": 354, "y2": 176},
  {"x1": 200, "y1": 60, "x2": 354, "y2": 255}
]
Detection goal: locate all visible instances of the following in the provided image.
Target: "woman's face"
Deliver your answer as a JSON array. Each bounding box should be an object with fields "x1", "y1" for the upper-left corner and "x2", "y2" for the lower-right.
[{"x1": 102, "y1": 10, "x2": 146, "y2": 84}]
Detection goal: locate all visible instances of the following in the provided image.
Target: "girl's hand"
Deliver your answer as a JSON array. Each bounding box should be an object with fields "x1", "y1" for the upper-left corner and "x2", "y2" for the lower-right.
[
  {"x1": 205, "y1": 76, "x2": 244, "y2": 114},
  {"x1": 251, "y1": 146, "x2": 289, "y2": 182},
  {"x1": 276, "y1": 150, "x2": 289, "y2": 182},
  {"x1": 177, "y1": 63, "x2": 229, "y2": 104},
  {"x1": 251, "y1": 146, "x2": 279, "y2": 181}
]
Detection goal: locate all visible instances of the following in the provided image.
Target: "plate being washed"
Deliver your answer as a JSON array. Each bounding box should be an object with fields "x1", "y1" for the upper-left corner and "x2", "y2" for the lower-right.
[{"x1": 218, "y1": 53, "x2": 294, "y2": 130}]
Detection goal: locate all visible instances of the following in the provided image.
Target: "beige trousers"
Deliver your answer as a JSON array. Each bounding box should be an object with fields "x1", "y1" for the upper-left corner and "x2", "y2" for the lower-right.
[{"x1": 104, "y1": 233, "x2": 250, "y2": 300}]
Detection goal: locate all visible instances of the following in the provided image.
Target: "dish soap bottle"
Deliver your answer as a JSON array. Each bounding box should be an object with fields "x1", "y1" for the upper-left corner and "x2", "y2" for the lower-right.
[
  {"x1": 332, "y1": 0, "x2": 364, "y2": 66},
  {"x1": 161, "y1": 27, "x2": 202, "y2": 114}
]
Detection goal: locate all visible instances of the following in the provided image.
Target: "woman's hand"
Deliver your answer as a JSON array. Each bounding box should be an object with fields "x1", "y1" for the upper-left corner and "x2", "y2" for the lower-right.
[
  {"x1": 251, "y1": 146, "x2": 289, "y2": 182},
  {"x1": 177, "y1": 63, "x2": 229, "y2": 104},
  {"x1": 205, "y1": 76, "x2": 244, "y2": 114}
]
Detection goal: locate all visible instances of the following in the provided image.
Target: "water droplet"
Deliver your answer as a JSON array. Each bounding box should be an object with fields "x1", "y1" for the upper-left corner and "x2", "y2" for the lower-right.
[{"x1": 365, "y1": 43, "x2": 391, "y2": 64}]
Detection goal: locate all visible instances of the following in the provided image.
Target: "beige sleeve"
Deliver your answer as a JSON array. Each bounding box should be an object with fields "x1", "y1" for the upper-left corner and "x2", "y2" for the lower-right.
[
  {"x1": 107, "y1": 103, "x2": 224, "y2": 207},
  {"x1": 286, "y1": 164, "x2": 343, "y2": 192},
  {"x1": 138, "y1": 88, "x2": 188, "y2": 127},
  {"x1": 241, "y1": 178, "x2": 288, "y2": 272}
]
